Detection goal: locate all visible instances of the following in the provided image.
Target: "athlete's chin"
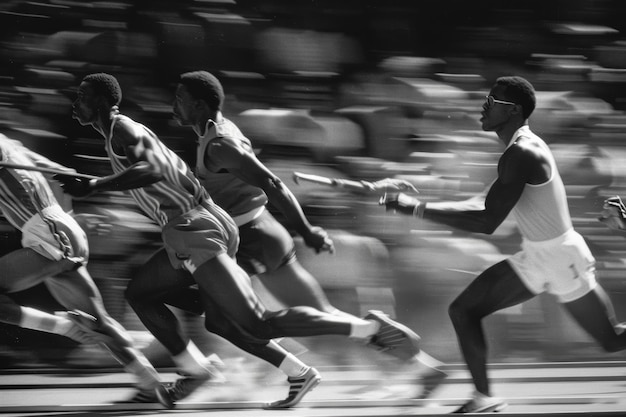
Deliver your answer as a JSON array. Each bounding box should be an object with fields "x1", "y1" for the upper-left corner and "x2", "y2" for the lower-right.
[
  {"x1": 480, "y1": 120, "x2": 494, "y2": 131},
  {"x1": 72, "y1": 114, "x2": 86, "y2": 125},
  {"x1": 172, "y1": 115, "x2": 188, "y2": 126}
]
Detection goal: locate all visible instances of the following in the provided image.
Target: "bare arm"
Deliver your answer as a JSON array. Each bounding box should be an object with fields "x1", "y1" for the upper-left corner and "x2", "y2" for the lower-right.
[
  {"x1": 91, "y1": 120, "x2": 164, "y2": 192},
  {"x1": 55, "y1": 119, "x2": 164, "y2": 197},
  {"x1": 206, "y1": 138, "x2": 333, "y2": 252},
  {"x1": 384, "y1": 140, "x2": 550, "y2": 235}
]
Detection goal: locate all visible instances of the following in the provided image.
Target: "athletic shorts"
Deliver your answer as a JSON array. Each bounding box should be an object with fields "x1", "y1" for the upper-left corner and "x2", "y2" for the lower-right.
[
  {"x1": 21, "y1": 205, "x2": 88, "y2": 265},
  {"x1": 507, "y1": 229, "x2": 597, "y2": 303},
  {"x1": 162, "y1": 203, "x2": 239, "y2": 274},
  {"x1": 236, "y1": 207, "x2": 296, "y2": 276}
]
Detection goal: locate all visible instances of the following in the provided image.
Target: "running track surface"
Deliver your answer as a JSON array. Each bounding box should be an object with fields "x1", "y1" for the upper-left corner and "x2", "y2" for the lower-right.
[{"x1": 2, "y1": 361, "x2": 626, "y2": 416}]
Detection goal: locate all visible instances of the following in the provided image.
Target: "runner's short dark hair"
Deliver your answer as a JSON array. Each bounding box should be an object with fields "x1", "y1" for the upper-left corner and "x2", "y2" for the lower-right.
[
  {"x1": 179, "y1": 71, "x2": 224, "y2": 111},
  {"x1": 495, "y1": 76, "x2": 536, "y2": 119},
  {"x1": 83, "y1": 73, "x2": 122, "y2": 106}
]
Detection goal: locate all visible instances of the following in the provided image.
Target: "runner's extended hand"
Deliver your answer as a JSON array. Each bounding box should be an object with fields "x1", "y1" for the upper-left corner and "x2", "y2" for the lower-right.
[
  {"x1": 368, "y1": 178, "x2": 418, "y2": 193},
  {"x1": 379, "y1": 192, "x2": 422, "y2": 216},
  {"x1": 53, "y1": 174, "x2": 95, "y2": 198},
  {"x1": 303, "y1": 226, "x2": 335, "y2": 254}
]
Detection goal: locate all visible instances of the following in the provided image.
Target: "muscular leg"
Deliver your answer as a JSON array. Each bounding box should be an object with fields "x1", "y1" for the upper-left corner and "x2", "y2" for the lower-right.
[
  {"x1": 563, "y1": 285, "x2": 626, "y2": 352},
  {"x1": 127, "y1": 249, "x2": 293, "y2": 368},
  {"x1": 45, "y1": 265, "x2": 163, "y2": 389},
  {"x1": 239, "y1": 212, "x2": 337, "y2": 315},
  {"x1": 257, "y1": 260, "x2": 336, "y2": 314},
  {"x1": 192, "y1": 254, "x2": 354, "y2": 339},
  {"x1": 0, "y1": 247, "x2": 161, "y2": 390},
  {"x1": 448, "y1": 261, "x2": 535, "y2": 396},
  {"x1": 0, "y1": 248, "x2": 71, "y2": 295},
  {"x1": 0, "y1": 248, "x2": 85, "y2": 330},
  {"x1": 125, "y1": 249, "x2": 195, "y2": 355}
]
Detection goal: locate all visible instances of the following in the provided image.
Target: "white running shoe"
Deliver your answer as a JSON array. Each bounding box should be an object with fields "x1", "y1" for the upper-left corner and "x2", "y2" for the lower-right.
[
  {"x1": 263, "y1": 367, "x2": 321, "y2": 409},
  {"x1": 453, "y1": 392, "x2": 508, "y2": 413}
]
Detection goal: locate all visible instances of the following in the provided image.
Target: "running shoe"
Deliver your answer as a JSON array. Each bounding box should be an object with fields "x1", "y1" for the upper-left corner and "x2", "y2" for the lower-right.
[
  {"x1": 114, "y1": 385, "x2": 175, "y2": 409},
  {"x1": 263, "y1": 367, "x2": 322, "y2": 409},
  {"x1": 114, "y1": 388, "x2": 158, "y2": 404},
  {"x1": 415, "y1": 367, "x2": 447, "y2": 399},
  {"x1": 453, "y1": 394, "x2": 507, "y2": 413},
  {"x1": 156, "y1": 372, "x2": 214, "y2": 407},
  {"x1": 364, "y1": 310, "x2": 421, "y2": 362}
]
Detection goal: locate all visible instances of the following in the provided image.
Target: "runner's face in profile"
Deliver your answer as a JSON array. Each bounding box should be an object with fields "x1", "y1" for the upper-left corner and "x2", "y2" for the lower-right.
[
  {"x1": 480, "y1": 85, "x2": 517, "y2": 132},
  {"x1": 72, "y1": 82, "x2": 99, "y2": 126},
  {"x1": 172, "y1": 84, "x2": 196, "y2": 126}
]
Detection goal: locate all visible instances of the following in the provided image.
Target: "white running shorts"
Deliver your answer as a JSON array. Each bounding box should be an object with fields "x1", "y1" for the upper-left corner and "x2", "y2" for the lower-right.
[
  {"x1": 507, "y1": 229, "x2": 597, "y2": 303},
  {"x1": 21, "y1": 205, "x2": 89, "y2": 264}
]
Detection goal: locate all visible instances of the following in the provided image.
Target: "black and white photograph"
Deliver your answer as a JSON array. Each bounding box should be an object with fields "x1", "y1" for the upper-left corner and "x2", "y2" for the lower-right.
[{"x1": 1, "y1": 1, "x2": 626, "y2": 416}]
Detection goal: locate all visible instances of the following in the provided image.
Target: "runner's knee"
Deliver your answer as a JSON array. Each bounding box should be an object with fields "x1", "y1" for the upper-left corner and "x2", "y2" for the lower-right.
[{"x1": 448, "y1": 298, "x2": 468, "y2": 325}]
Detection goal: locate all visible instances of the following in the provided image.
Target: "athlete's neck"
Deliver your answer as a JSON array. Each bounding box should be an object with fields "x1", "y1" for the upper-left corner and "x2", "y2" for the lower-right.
[
  {"x1": 497, "y1": 120, "x2": 529, "y2": 147},
  {"x1": 194, "y1": 111, "x2": 221, "y2": 138},
  {"x1": 93, "y1": 106, "x2": 120, "y2": 139}
]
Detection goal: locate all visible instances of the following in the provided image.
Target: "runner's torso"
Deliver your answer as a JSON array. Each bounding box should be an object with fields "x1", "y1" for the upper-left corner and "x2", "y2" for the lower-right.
[
  {"x1": 106, "y1": 114, "x2": 209, "y2": 227},
  {"x1": 196, "y1": 116, "x2": 267, "y2": 218},
  {"x1": 510, "y1": 126, "x2": 573, "y2": 241}
]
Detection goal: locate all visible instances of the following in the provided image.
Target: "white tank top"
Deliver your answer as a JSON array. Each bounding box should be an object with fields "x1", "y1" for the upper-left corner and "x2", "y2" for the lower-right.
[{"x1": 510, "y1": 126, "x2": 572, "y2": 241}]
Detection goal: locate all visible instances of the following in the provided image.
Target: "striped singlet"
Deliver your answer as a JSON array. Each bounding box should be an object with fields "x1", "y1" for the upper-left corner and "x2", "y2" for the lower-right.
[
  {"x1": 0, "y1": 135, "x2": 57, "y2": 230},
  {"x1": 105, "y1": 114, "x2": 210, "y2": 227}
]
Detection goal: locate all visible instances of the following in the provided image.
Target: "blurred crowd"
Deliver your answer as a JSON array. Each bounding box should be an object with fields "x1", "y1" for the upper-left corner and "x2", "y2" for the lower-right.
[{"x1": 2, "y1": 0, "x2": 626, "y2": 369}]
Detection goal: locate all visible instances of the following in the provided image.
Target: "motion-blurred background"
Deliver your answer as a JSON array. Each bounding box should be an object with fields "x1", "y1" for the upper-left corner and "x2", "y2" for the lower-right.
[{"x1": 1, "y1": 0, "x2": 626, "y2": 372}]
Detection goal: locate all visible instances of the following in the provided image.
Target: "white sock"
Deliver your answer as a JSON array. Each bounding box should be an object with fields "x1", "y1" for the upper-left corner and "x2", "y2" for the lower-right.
[
  {"x1": 172, "y1": 341, "x2": 210, "y2": 376},
  {"x1": 125, "y1": 356, "x2": 160, "y2": 390},
  {"x1": 349, "y1": 319, "x2": 380, "y2": 339},
  {"x1": 277, "y1": 349, "x2": 309, "y2": 377}
]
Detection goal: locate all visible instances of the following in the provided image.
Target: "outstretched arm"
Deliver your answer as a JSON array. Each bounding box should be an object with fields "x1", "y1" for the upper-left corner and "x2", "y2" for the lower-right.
[
  {"x1": 206, "y1": 138, "x2": 334, "y2": 253},
  {"x1": 382, "y1": 142, "x2": 545, "y2": 234},
  {"x1": 55, "y1": 120, "x2": 164, "y2": 197}
]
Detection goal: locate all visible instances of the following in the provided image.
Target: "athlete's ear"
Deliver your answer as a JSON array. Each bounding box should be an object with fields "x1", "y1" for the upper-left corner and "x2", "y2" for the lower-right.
[
  {"x1": 510, "y1": 103, "x2": 523, "y2": 117},
  {"x1": 194, "y1": 99, "x2": 208, "y2": 111}
]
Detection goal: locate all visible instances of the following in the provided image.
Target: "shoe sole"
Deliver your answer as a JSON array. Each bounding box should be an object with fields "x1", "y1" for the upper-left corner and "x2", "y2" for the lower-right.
[{"x1": 454, "y1": 401, "x2": 508, "y2": 413}]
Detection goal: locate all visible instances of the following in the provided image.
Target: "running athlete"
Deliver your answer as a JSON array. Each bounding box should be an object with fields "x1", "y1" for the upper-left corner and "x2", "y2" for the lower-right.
[
  {"x1": 143, "y1": 70, "x2": 446, "y2": 399},
  {"x1": 381, "y1": 76, "x2": 626, "y2": 413},
  {"x1": 0, "y1": 134, "x2": 169, "y2": 405},
  {"x1": 54, "y1": 73, "x2": 421, "y2": 409}
]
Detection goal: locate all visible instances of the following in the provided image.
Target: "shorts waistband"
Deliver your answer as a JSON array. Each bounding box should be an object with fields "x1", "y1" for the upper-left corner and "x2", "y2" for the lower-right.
[
  {"x1": 522, "y1": 227, "x2": 576, "y2": 248},
  {"x1": 231, "y1": 206, "x2": 265, "y2": 227},
  {"x1": 164, "y1": 204, "x2": 206, "y2": 229}
]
